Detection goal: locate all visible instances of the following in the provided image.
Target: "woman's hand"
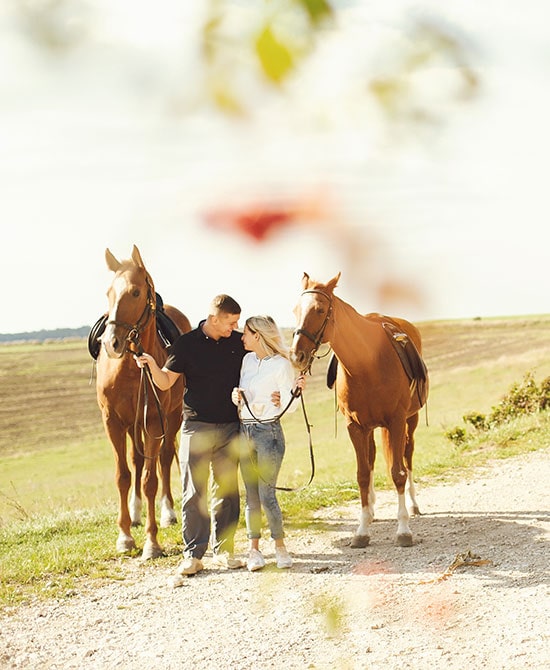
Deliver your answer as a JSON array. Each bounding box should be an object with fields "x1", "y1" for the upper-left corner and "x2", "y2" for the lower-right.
[
  {"x1": 232, "y1": 387, "x2": 243, "y2": 406},
  {"x1": 293, "y1": 374, "x2": 306, "y2": 395}
]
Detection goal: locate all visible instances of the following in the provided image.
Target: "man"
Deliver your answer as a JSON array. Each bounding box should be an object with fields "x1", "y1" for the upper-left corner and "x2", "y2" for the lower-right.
[{"x1": 135, "y1": 294, "x2": 245, "y2": 575}]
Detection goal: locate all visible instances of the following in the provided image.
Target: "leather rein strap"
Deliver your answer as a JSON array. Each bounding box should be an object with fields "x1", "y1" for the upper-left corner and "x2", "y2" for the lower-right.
[{"x1": 240, "y1": 389, "x2": 315, "y2": 492}]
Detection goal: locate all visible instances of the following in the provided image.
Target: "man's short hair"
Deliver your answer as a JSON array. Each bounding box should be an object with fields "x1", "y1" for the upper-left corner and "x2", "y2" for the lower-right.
[{"x1": 210, "y1": 294, "x2": 241, "y2": 316}]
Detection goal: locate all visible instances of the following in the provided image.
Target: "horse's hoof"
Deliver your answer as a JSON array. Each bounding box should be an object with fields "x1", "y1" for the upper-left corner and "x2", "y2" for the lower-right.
[
  {"x1": 350, "y1": 534, "x2": 370, "y2": 548},
  {"x1": 397, "y1": 533, "x2": 413, "y2": 547},
  {"x1": 409, "y1": 505, "x2": 421, "y2": 516},
  {"x1": 160, "y1": 511, "x2": 177, "y2": 528},
  {"x1": 116, "y1": 534, "x2": 136, "y2": 553},
  {"x1": 141, "y1": 541, "x2": 165, "y2": 561},
  {"x1": 131, "y1": 520, "x2": 142, "y2": 528}
]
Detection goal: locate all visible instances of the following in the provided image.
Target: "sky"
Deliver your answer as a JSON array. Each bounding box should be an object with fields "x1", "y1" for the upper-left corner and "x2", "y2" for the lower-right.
[{"x1": 1, "y1": 0, "x2": 549, "y2": 334}]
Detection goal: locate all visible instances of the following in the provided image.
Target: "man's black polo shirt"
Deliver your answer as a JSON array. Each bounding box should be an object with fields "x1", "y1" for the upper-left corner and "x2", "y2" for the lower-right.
[{"x1": 164, "y1": 322, "x2": 245, "y2": 423}]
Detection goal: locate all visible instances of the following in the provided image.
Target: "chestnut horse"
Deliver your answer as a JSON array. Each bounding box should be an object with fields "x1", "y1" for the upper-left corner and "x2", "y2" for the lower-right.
[
  {"x1": 290, "y1": 273, "x2": 428, "y2": 548},
  {"x1": 96, "y1": 245, "x2": 191, "y2": 559}
]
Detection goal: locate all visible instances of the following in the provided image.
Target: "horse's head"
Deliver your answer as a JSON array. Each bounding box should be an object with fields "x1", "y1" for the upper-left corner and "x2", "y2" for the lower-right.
[
  {"x1": 101, "y1": 245, "x2": 156, "y2": 358},
  {"x1": 289, "y1": 272, "x2": 340, "y2": 372}
]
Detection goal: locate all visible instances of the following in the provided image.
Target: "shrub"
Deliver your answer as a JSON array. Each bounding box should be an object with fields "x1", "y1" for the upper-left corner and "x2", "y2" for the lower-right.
[
  {"x1": 445, "y1": 426, "x2": 467, "y2": 445},
  {"x1": 488, "y1": 372, "x2": 540, "y2": 425},
  {"x1": 463, "y1": 412, "x2": 487, "y2": 430},
  {"x1": 539, "y1": 376, "x2": 550, "y2": 410}
]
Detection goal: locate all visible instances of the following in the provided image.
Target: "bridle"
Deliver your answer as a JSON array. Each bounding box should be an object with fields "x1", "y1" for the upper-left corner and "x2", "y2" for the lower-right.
[
  {"x1": 293, "y1": 289, "x2": 333, "y2": 373},
  {"x1": 104, "y1": 274, "x2": 156, "y2": 358}
]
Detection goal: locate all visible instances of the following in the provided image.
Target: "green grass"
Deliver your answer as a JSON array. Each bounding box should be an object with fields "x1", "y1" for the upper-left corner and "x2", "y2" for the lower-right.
[{"x1": 1, "y1": 315, "x2": 550, "y2": 610}]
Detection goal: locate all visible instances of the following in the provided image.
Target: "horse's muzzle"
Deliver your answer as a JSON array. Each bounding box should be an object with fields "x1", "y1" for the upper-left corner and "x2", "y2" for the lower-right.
[{"x1": 101, "y1": 326, "x2": 126, "y2": 359}]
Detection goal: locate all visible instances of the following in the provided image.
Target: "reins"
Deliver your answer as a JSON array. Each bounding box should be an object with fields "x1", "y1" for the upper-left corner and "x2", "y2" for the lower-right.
[
  {"x1": 129, "y1": 335, "x2": 167, "y2": 460},
  {"x1": 240, "y1": 389, "x2": 315, "y2": 492}
]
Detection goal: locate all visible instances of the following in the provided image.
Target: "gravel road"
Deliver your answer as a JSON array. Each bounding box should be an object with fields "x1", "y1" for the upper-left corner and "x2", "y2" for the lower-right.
[{"x1": 1, "y1": 449, "x2": 548, "y2": 670}]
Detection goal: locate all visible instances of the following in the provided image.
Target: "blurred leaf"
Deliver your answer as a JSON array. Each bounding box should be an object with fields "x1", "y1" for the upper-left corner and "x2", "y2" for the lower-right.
[
  {"x1": 295, "y1": 0, "x2": 334, "y2": 25},
  {"x1": 17, "y1": 0, "x2": 90, "y2": 52},
  {"x1": 210, "y1": 82, "x2": 246, "y2": 116},
  {"x1": 369, "y1": 76, "x2": 406, "y2": 115},
  {"x1": 255, "y1": 24, "x2": 295, "y2": 84}
]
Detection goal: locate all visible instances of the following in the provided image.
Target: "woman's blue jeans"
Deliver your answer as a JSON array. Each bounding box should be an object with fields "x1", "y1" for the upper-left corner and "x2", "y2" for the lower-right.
[{"x1": 240, "y1": 421, "x2": 286, "y2": 541}]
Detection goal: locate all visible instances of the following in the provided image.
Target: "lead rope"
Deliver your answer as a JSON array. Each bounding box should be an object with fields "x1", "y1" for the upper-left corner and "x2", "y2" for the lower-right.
[
  {"x1": 130, "y1": 336, "x2": 166, "y2": 460},
  {"x1": 134, "y1": 363, "x2": 167, "y2": 460},
  {"x1": 240, "y1": 389, "x2": 315, "y2": 492}
]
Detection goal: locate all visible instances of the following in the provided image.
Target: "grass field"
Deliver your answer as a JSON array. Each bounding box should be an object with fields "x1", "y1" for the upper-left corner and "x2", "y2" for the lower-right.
[{"x1": 1, "y1": 314, "x2": 550, "y2": 608}]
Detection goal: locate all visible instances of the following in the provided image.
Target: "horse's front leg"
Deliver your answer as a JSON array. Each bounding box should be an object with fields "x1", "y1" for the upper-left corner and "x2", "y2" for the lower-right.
[
  {"x1": 103, "y1": 419, "x2": 136, "y2": 553},
  {"x1": 141, "y1": 438, "x2": 164, "y2": 560},
  {"x1": 348, "y1": 423, "x2": 376, "y2": 548}
]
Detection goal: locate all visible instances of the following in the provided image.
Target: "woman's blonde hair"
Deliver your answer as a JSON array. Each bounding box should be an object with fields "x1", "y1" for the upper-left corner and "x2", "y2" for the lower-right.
[{"x1": 245, "y1": 315, "x2": 289, "y2": 359}]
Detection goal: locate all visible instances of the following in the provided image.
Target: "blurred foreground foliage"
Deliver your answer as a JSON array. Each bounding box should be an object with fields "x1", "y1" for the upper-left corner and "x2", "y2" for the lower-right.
[{"x1": 15, "y1": 0, "x2": 479, "y2": 124}]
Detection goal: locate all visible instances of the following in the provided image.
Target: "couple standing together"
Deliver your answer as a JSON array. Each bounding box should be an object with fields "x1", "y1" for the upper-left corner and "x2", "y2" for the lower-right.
[{"x1": 134, "y1": 294, "x2": 305, "y2": 577}]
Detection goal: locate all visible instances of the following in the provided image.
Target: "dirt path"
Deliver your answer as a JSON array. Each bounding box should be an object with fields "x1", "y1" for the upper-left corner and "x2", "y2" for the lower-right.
[{"x1": 1, "y1": 450, "x2": 548, "y2": 670}]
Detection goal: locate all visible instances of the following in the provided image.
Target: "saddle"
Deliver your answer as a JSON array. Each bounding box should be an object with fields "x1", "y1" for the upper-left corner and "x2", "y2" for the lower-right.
[
  {"x1": 326, "y1": 319, "x2": 429, "y2": 408},
  {"x1": 87, "y1": 293, "x2": 181, "y2": 359}
]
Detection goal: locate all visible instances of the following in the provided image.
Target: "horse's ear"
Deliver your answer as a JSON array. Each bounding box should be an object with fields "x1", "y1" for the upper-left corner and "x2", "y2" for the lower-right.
[
  {"x1": 132, "y1": 245, "x2": 145, "y2": 268},
  {"x1": 301, "y1": 272, "x2": 310, "y2": 289},
  {"x1": 327, "y1": 272, "x2": 341, "y2": 292},
  {"x1": 105, "y1": 248, "x2": 121, "y2": 272}
]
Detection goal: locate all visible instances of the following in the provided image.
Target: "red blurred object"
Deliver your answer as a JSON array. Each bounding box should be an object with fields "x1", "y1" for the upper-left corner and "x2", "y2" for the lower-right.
[{"x1": 204, "y1": 204, "x2": 297, "y2": 242}]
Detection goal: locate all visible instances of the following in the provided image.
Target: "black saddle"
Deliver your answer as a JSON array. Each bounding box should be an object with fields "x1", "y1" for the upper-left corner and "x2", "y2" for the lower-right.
[{"x1": 88, "y1": 293, "x2": 181, "y2": 359}]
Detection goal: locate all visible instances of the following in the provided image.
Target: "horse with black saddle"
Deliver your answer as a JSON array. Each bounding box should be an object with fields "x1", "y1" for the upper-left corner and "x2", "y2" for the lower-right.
[{"x1": 92, "y1": 245, "x2": 191, "y2": 559}]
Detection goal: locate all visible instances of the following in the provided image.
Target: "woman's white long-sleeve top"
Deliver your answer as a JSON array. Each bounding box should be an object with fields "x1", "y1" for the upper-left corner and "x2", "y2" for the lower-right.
[{"x1": 237, "y1": 352, "x2": 298, "y2": 422}]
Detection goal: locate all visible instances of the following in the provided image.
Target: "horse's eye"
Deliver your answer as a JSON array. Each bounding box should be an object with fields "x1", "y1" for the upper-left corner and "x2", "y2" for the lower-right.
[{"x1": 132, "y1": 289, "x2": 140, "y2": 298}]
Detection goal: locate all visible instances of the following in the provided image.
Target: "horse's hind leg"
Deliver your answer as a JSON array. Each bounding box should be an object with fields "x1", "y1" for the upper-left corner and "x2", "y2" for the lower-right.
[
  {"x1": 158, "y1": 411, "x2": 179, "y2": 528},
  {"x1": 141, "y1": 438, "x2": 164, "y2": 560},
  {"x1": 383, "y1": 420, "x2": 413, "y2": 547},
  {"x1": 404, "y1": 412, "x2": 420, "y2": 516},
  {"x1": 349, "y1": 423, "x2": 375, "y2": 548},
  {"x1": 129, "y1": 436, "x2": 144, "y2": 527}
]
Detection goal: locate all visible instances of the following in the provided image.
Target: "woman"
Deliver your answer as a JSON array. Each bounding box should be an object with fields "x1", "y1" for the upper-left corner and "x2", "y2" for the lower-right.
[{"x1": 231, "y1": 315, "x2": 305, "y2": 572}]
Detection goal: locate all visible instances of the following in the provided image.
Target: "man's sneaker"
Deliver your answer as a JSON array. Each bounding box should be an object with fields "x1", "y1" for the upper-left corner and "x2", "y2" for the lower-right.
[
  {"x1": 211, "y1": 552, "x2": 245, "y2": 569},
  {"x1": 275, "y1": 547, "x2": 293, "y2": 569},
  {"x1": 177, "y1": 557, "x2": 204, "y2": 575},
  {"x1": 247, "y1": 549, "x2": 266, "y2": 572}
]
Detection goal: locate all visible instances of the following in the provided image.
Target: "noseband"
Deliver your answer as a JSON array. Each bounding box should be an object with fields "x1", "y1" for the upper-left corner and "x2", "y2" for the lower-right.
[
  {"x1": 104, "y1": 275, "x2": 156, "y2": 356},
  {"x1": 294, "y1": 289, "x2": 333, "y2": 370}
]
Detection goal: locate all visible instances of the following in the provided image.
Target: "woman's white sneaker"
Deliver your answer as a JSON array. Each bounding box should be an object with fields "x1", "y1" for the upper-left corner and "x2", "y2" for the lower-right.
[
  {"x1": 247, "y1": 549, "x2": 266, "y2": 572},
  {"x1": 275, "y1": 547, "x2": 293, "y2": 569}
]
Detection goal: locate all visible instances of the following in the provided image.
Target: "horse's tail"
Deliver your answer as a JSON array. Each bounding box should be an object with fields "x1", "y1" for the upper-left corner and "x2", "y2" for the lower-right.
[{"x1": 380, "y1": 427, "x2": 393, "y2": 480}]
